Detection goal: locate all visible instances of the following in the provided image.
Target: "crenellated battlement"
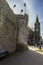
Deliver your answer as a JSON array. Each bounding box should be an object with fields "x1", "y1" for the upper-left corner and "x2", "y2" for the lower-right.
[{"x1": 17, "y1": 14, "x2": 28, "y2": 22}]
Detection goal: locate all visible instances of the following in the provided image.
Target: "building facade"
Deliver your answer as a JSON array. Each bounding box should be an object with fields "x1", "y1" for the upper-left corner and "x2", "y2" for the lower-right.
[
  {"x1": 28, "y1": 15, "x2": 41, "y2": 45},
  {"x1": 28, "y1": 27, "x2": 35, "y2": 45},
  {"x1": 35, "y1": 15, "x2": 40, "y2": 45}
]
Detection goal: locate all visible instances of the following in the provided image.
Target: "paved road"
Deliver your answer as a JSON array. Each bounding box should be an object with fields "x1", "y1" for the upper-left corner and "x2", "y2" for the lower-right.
[
  {"x1": 0, "y1": 50, "x2": 43, "y2": 65},
  {"x1": 28, "y1": 46, "x2": 43, "y2": 55}
]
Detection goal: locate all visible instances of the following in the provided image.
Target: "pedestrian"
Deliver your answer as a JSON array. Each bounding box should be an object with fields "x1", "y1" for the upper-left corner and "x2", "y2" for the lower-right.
[
  {"x1": 39, "y1": 44, "x2": 41, "y2": 50},
  {"x1": 39, "y1": 40, "x2": 42, "y2": 50}
]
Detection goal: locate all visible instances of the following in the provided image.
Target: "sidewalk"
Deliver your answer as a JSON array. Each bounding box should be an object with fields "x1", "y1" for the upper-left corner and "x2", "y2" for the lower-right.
[{"x1": 28, "y1": 45, "x2": 43, "y2": 55}]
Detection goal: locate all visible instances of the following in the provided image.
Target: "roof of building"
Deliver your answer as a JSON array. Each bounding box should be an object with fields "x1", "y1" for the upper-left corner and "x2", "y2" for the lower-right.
[{"x1": 35, "y1": 15, "x2": 40, "y2": 24}]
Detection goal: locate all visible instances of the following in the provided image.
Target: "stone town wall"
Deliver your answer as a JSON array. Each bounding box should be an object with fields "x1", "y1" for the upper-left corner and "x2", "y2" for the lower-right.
[
  {"x1": 0, "y1": 0, "x2": 28, "y2": 52},
  {"x1": 0, "y1": 0, "x2": 17, "y2": 52}
]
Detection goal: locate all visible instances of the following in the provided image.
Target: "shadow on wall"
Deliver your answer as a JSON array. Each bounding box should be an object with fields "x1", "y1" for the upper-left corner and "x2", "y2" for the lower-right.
[{"x1": 16, "y1": 43, "x2": 28, "y2": 51}]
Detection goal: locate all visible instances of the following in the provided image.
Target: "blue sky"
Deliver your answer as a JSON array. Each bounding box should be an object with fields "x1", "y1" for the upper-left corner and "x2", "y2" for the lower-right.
[{"x1": 6, "y1": 0, "x2": 43, "y2": 38}]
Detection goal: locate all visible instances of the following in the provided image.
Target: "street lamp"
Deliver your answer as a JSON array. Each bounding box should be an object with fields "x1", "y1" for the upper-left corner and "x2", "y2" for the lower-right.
[
  {"x1": 13, "y1": 3, "x2": 27, "y2": 14},
  {"x1": 24, "y1": 3, "x2": 26, "y2": 14},
  {"x1": 21, "y1": 3, "x2": 26, "y2": 14},
  {"x1": 13, "y1": 4, "x2": 16, "y2": 8}
]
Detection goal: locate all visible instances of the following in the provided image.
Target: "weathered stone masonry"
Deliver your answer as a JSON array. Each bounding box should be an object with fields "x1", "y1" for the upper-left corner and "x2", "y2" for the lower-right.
[
  {"x1": 17, "y1": 14, "x2": 28, "y2": 45},
  {"x1": 0, "y1": 0, "x2": 17, "y2": 52},
  {"x1": 0, "y1": 0, "x2": 28, "y2": 52}
]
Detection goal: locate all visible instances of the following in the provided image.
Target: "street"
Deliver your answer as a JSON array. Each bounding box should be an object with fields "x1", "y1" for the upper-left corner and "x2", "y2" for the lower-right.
[
  {"x1": 0, "y1": 50, "x2": 43, "y2": 65},
  {"x1": 28, "y1": 45, "x2": 43, "y2": 55}
]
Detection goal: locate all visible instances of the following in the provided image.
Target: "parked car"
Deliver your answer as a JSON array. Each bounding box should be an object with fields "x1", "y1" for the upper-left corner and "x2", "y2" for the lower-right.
[{"x1": 0, "y1": 49, "x2": 9, "y2": 59}]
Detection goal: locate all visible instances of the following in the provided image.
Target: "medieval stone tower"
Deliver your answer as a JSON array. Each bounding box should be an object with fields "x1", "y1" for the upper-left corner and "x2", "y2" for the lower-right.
[
  {"x1": 35, "y1": 15, "x2": 40, "y2": 45},
  {"x1": 17, "y1": 14, "x2": 28, "y2": 45}
]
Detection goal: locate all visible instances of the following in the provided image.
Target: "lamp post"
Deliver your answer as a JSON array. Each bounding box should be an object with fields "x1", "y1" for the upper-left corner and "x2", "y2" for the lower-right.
[
  {"x1": 13, "y1": 3, "x2": 27, "y2": 14},
  {"x1": 24, "y1": 3, "x2": 26, "y2": 14}
]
